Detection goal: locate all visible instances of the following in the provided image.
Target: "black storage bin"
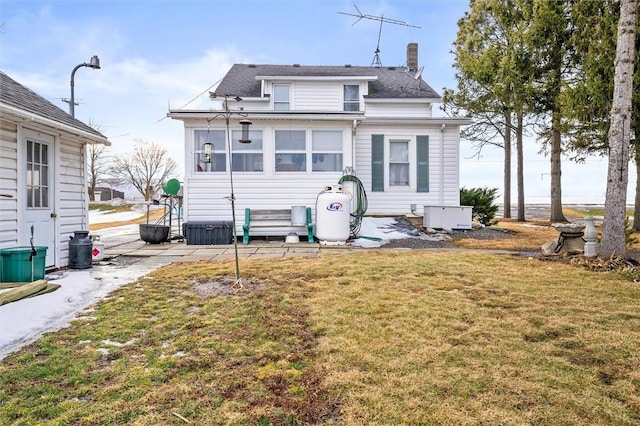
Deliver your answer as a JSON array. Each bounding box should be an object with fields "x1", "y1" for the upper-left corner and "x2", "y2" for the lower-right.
[{"x1": 182, "y1": 221, "x2": 233, "y2": 245}]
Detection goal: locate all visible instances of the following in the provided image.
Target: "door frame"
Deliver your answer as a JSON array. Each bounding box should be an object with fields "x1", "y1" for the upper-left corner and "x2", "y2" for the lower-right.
[{"x1": 18, "y1": 126, "x2": 58, "y2": 268}]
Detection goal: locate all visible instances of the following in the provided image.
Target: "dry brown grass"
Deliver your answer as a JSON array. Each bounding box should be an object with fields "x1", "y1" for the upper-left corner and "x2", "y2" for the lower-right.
[
  {"x1": 454, "y1": 220, "x2": 558, "y2": 251},
  {"x1": 89, "y1": 208, "x2": 166, "y2": 231},
  {"x1": 2, "y1": 252, "x2": 639, "y2": 425}
]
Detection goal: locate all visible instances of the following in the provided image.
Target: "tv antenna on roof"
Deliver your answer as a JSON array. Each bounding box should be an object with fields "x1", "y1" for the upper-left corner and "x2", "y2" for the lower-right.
[{"x1": 338, "y1": 4, "x2": 421, "y2": 67}]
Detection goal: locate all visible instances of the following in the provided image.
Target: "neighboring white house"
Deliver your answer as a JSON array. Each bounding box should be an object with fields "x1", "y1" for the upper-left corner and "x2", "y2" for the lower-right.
[
  {"x1": 0, "y1": 71, "x2": 110, "y2": 269},
  {"x1": 168, "y1": 44, "x2": 470, "y2": 236}
]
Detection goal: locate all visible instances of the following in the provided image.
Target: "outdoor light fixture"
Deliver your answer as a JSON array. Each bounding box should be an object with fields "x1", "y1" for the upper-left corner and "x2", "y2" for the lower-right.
[
  {"x1": 202, "y1": 142, "x2": 213, "y2": 163},
  {"x1": 238, "y1": 119, "x2": 252, "y2": 143},
  {"x1": 69, "y1": 54, "x2": 101, "y2": 118}
]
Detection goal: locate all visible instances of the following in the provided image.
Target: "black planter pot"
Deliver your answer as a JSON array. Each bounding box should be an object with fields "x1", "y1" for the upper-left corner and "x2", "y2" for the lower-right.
[{"x1": 139, "y1": 224, "x2": 170, "y2": 244}]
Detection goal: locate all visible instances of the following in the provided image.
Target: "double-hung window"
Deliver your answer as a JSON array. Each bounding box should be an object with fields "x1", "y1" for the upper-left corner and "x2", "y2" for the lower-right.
[
  {"x1": 275, "y1": 130, "x2": 306, "y2": 172},
  {"x1": 312, "y1": 130, "x2": 343, "y2": 172},
  {"x1": 343, "y1": 85, "x2": 360, "y2": 111},
  {"x1": 231, "y1": 129, "x2": 263, "y2": 172},
  {"x1": 274, "y1": 84, "x2": 290, "y2": 111},
  {"x1": 194, "y1": 129, "x2": 226, "y2": 172},
  {"x1": 389, "y1": 140, "x2": 409, "y2": 186}
]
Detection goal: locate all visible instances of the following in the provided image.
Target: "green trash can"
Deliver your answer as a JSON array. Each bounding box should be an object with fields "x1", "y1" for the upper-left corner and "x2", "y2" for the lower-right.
[{"x1": 0, "y1": 246, "x2": 47, "y2": 283}]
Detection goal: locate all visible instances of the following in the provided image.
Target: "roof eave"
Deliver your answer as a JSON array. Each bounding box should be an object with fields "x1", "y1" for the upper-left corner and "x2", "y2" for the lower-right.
[
  {"x1": 1, "y1": 103, "x2": 111, "y2": 145},
  {"x1": 364, "y1": 97, "x2": 442, "y2": 103}
]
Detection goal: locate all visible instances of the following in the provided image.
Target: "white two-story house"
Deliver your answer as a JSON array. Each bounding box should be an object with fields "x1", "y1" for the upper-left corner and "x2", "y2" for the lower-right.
[{"x1": 168, "y1": 44, "x2": 470, "y2": 238}]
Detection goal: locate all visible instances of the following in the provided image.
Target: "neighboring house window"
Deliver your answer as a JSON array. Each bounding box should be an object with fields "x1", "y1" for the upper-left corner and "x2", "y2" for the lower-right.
[
  {"x1": 312, "y1": 130, "x2": 343, "y2": 172},
  {"x1": 343, "y1": 85, "x2": 359, "y2": 111},
  {"x1": 274, "y1": 84, "x2": 290, "y2": 111},
  {"x1": 194, "y1": 129, "x2": 226, "y2": 172},
  {"x1": 389, "y1": 140, "x2": 409, "y2": 186},
  {"x1": 231, "y1": 129, "x2": 263, "y2": 172},
  {"x1": 275, "y1": 130, "x2": 306, "y2": 172},
  {"x1": 26, "y1": 140, "x2": 49, "y2": 208}
]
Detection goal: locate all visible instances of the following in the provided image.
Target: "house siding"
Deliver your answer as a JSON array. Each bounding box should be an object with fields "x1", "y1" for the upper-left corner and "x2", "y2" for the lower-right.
[
  {"x1": 58, "y1": 137, "x2": 88, "y2": 266},
  {"x1": 294, "y1": 81, "x2": 341, "y2": 111},
  {"x1": 365, "y1": 102, "x2": 433, "y2": 118},
  {"x1": 354, "y1": 125, "x2": 461, "y2": 214},
  {"x1": 0, "y1": 119, "x2": 19, "y2": 247}
]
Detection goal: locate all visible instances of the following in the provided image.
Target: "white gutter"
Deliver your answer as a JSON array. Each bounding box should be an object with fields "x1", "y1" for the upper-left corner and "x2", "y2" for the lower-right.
[
  {"x1": 0, "y1": 104, "x2": 110, "y2": 145},
  {"x1": 167, "y1": 110, "x2": 365, "y2": 122},
  {"x1": 351, "y1": 119, "x2": 362, "y2": 170}
]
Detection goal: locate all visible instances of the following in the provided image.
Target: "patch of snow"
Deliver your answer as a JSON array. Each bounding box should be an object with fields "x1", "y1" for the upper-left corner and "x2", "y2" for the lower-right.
[{"x1": 351, "y1": 217, "x2": 444, "y2": 248}]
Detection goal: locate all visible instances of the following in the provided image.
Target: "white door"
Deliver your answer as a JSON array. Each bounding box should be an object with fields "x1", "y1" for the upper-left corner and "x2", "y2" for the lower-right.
[{"x1": 22, "y1": 131, "x2": 55, "y2": 267}]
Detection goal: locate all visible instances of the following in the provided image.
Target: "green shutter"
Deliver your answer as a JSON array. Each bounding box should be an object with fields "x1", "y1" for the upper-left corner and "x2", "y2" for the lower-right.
[
  {"x1": 416, "y1": 135, "x2": 429, "y2": 193},
  {"x1": 371, "y1": 134, "x2": 384, "y2": 192}
]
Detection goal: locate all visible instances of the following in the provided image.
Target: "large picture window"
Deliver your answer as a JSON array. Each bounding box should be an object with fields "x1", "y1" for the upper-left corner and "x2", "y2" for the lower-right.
[
  {"x1": 312, "y1": 130, "x2": 343, "y2": 172},
  {"x1": 231, "y1": 129, "x2": 263, "y2": 172},
  {"x1": 275, "y1": 130, "x2": 306, "y2": 172}
]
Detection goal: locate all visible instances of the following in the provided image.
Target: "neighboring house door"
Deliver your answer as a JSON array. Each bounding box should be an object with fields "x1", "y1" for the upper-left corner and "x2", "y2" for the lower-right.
[{"x1": 22, "y1": 130, "x2": 55, "y2": 267}]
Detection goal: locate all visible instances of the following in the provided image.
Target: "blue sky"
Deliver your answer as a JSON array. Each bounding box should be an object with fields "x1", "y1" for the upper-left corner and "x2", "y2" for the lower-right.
[{"x1": 1, "y1": 0, "x2": 625, "y2": 204}]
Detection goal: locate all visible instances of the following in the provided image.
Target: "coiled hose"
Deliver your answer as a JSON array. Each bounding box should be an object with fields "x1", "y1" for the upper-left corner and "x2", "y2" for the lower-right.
[{"x1": 339, "y1": 174, "x2": 368, "y2": 237}]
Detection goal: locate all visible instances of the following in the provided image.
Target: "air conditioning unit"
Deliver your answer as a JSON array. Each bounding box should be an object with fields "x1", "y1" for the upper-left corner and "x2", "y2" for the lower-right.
[{"x1": 423, "y1": 206, "x2": 473, "y2": 230}]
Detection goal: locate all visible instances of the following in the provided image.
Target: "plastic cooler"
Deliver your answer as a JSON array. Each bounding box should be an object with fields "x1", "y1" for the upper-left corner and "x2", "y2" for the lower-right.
[
  {"x1": 182, "y1": 221, "x2": 233, "y2": 245},
  {"x1": 0, "y1": 246, "x2": 48, "y2": 283}
]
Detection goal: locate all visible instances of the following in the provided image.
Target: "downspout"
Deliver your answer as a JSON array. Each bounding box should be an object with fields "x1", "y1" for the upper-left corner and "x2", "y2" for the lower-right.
[
  {"x1": 351, "y1": 119, "x2": 362, "y2": 171},
  {"x1": 440, "y1": 123, "x2": 445, "y2": 205}
]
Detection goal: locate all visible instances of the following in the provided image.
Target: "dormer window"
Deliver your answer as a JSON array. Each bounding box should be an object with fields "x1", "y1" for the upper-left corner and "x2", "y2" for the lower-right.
[
  {"x1": 343, "y1": 84, "x2": 359, "y2": 111},
  {"x1": 274, "y1": 84, "x2": 290, "y2": 110}
]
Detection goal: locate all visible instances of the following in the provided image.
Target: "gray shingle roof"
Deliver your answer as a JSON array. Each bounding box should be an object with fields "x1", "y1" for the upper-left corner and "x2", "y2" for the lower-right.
[
  {"x1": 0, "y1": 71, "x2": 106, "y2": 140},
  {"x1": 214, "y1": 64, "x2": 441, "y2": 100}
]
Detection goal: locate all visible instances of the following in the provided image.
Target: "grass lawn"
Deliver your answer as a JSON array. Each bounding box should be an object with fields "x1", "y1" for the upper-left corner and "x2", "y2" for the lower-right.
[{"x1": 1, "y1": 247, "x2": 639, "y2": 424}]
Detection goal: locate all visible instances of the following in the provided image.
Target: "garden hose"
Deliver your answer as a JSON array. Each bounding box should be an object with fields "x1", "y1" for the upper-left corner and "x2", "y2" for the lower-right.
[{"x1": 339, "y1": 173, "x2": 368, "y2": 237}]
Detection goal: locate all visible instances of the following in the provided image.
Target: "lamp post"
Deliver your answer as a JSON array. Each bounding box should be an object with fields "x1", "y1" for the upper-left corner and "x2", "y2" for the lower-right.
[
  {"x1": 69, "y1": 55, "x2": 101, "y2": 118},
  {"x1": 209, "y1": 92, "x2": 252, "y2": 284}
]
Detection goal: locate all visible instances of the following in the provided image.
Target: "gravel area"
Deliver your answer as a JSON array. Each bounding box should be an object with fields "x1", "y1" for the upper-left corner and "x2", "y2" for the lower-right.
[{"x1": 379, "y1": 216, "x2": 513, "y2": 249}]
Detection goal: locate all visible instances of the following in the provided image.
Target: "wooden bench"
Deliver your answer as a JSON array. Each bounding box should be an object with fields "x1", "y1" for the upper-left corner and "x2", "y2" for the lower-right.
[{"x1": 242, "y1": 207, "x2": 314, "y2": 244}]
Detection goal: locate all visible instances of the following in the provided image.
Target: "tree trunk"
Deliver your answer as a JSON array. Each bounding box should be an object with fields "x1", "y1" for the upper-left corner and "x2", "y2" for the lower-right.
[
  {"x1": 633, "y1": 143, "x2": 640, "y2": 230},
  {"x1": 600, "y1": 0, "x2": 637, "y2": 259},
  {"x1": 550, "y1": 112, "x2": 567, "y2": 222},
  {"x1": 503, "y1": 112, "x2": 512, "y2": 219},
  {"x1": 516, "y1": 109, "x2": 525, "y2": 221}
]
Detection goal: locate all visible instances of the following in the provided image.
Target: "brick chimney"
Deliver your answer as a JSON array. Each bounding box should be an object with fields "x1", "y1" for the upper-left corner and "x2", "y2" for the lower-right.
[{"x1": 407, "y1": 43, "x2": 418, "y2": 71}]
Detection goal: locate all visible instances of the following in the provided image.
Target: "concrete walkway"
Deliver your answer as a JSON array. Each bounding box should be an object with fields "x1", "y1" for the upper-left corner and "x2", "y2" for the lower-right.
[{"x1": 104, "y1": 239, "x2": 354, "y2": 262}]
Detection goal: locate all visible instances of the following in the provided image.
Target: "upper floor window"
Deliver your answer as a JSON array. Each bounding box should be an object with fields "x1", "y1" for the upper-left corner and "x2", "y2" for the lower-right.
[
  {"x1": 275, "y1": 130, "x2": 306, "y2": 172},
  {"x1": 312, "y1": 130, "x2": 343, "y2": 172},
  {"x1": 343, "y1": 85, "x2": 359, "y2": 111},
  {"x1": 232, "y1": 129, "x2": 263, "y2": 172},
  {"x1": 274, "y1": 84, "x2": 290, "y2": 111}
]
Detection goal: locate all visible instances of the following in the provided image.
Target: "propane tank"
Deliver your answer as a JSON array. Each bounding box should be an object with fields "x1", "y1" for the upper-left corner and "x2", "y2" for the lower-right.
[{"x1": 314, "y1": 185, "x2": 351, "y2": 245}]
